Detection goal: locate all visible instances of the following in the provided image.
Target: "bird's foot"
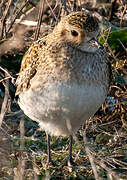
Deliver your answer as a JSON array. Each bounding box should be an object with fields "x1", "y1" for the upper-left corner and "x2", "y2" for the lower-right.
[
  {"x1": 61, "y1": 157, "x2": 76, "y2": 167},
  {"x1": 47, "y1": 159, "x2": 56, "y2": 167},
  {"x1": 67, "y1": 158, "x2": 76, "y2": 167}
]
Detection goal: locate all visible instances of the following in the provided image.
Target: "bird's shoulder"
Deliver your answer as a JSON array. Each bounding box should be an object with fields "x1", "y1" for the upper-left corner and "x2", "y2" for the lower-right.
[{"x1": 16, "y1": 37, "x2": 47, "y2": 95}]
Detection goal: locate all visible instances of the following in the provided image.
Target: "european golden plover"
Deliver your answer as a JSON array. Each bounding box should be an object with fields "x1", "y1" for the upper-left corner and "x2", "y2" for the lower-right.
[{"x1": 16, "y1": 11, "x2": 110, "y2": 165}]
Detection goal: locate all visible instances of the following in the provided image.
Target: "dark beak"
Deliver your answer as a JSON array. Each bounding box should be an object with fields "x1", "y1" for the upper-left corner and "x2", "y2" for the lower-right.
[{"x1": 90, "y1": 37, "x2": 104, "y2": 49}]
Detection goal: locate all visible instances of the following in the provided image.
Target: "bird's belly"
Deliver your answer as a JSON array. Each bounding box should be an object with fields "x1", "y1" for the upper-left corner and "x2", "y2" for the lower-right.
[{"x1": 18, "y1": 82, "x2": 106, "y2": 136}]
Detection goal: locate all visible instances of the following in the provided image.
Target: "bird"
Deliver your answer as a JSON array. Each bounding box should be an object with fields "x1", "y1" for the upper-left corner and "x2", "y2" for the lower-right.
[{"x1": 16, "y1": 11, "x2": 110, "y2": 166}]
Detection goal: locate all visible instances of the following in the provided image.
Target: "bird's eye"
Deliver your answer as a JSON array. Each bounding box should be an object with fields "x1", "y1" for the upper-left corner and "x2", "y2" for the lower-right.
[{"x1": 71, "y1": 30, "x2": 78, "y2": 36}]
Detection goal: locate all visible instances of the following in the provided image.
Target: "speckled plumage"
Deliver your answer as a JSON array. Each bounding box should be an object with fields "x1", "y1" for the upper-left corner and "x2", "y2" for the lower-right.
[{"x1": 16, "y1": 11, "x2": 110, "y2": 136}]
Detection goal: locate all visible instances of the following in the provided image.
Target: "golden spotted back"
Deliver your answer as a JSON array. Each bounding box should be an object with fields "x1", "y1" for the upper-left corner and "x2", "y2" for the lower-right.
[{"x1": 16, "y1": 39, "x2": 46, "y2": 94}]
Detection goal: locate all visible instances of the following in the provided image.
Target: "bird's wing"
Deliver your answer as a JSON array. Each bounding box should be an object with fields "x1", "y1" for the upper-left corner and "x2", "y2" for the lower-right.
[{"x1": 16, "y1": 38, "x2": 46, "y2": 95}]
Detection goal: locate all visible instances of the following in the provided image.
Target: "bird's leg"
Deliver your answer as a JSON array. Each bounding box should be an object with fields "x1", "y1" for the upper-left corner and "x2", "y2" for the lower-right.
[
  {"x1": 67, "y1": 135, "x2": 75, "y2": 166},
  {"x1": 46, "y1": 133, "x2": 56, "y2": 166},
  {"x1": 46, "y1": 133, "x2": 53, "y2": 164}
]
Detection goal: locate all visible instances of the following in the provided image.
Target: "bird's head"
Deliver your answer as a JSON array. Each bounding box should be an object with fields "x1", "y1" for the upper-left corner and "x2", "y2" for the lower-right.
[{"x1": 55, "y1": 11, "x2": 101, "y2": 52}]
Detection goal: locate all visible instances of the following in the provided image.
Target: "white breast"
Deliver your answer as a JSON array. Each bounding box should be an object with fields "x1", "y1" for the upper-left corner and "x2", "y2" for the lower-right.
[{"x1": 19, "y1": 82, "x2": 106, "y2": 136}]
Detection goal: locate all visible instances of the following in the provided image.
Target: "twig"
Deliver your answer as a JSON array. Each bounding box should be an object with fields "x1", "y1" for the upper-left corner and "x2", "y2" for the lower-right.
[
  {"x1": 0, "y1": 72, "x2": 9, "y2": 127},
  {"x1": 0, "y1": 120, "x2": 12, "y2": 139},
  {"x1": 83, "y1": 130, "x2": 100, "y2": 180},
  {"x1": 0, "y1": 0, "x2": 12, "y2": 39},
  {"x1": 7, "y1": 0, "x2": 30, "y2": 33},
  {"x1": 5, "y1": 110, "x2": 23, "y2": 117},
  {"x1": 118, "y1": 39, "x2": 127, "y2": 53},
  {"x1": 62, "y1": 0, "x2": 68, "y2": 13},
  {"x1": 0, "y1": 66, "x2": 15, "y2": 84},
  {"x1": 102, "y1": 27, "x2": 119, "y2": 62},
  {"x1": 120, "y1": 4, "x2": 127, "y2": 27},
  {"x1": 95, "y1": 158, "x2": 120, "y2": 180},
  {"x1": 28, "y1": 0, "x2": 36, "y2": 7},
  {"x1": 20, "y1": 116, "x2": 25, "y2": 151},
  {"x1": 45, "y1": 0, "x2": 58, "y2": 22},
  {"x1": 0, "y1": 0, "x2": 4, "y2": 11},
  {"x1": 34, "y1": 0, "x2": 45, "y2": 41},
  {"x1": 108, "y1": 0, "x2": 117, "y2": 22},
  {"x1": 14, "y1": 116, "x2": 25, "y2": 180},
  {"x1": 108, "y1": 157, "x2": 127, "y2": 169},
  {"x1": 98, "y1": 119, "x2": 119, "y2": 127},
  {"x1": 73, "y1": 0, "x2": 77, "y2": 11}
]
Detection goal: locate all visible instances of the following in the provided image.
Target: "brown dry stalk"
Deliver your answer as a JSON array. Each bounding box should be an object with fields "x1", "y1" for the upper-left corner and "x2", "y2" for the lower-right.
[
  {"x1": 108, "y1": 0, "x2": 117, "y2": 22},
  {"x1": 0, "y1": 72, "x2": 9, "y2": 127},
  {"x1": 7, "y1": 0, "x2": 30, "y2": 33},
  {"x1": 83, "y1": 130, "x2": 100, "y2": 180},
  {"x1": 34, "y1": 0, "x2": 45, "y2": 41},
  {"x1": 0, "y1": 0, "x2": 12, "y2": 38}
]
